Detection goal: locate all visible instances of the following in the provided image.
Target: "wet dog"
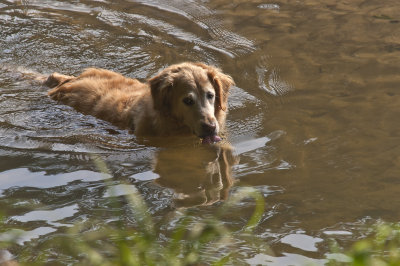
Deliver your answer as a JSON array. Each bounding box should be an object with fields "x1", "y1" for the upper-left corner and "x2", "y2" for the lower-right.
[{"x1": 45, "y1": 62, "x2": 234, "y2": 143}]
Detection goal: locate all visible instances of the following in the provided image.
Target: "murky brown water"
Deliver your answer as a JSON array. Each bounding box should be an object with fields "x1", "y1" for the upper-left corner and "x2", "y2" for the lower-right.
[{"x1": 1, "y1": 0, "x2": 400, "y2": 264}]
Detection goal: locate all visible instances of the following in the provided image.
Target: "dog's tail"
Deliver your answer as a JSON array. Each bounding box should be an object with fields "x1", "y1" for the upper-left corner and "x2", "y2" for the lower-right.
[
  {"x1": 1, "y1": 63, "x2": 48, "y2": 84},
  {"x1": 0, "y1": 64, "x2": 74, "y2": 88},
  {"x1": 0, "y1": 64, "x2": 47, "y2": 80}
]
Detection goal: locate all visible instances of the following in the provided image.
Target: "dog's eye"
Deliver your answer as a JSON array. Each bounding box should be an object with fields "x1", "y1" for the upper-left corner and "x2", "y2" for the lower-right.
[
  {"x1": 206, "y1": 92, "x2": 214, "y2": 100},
  {"x1": 183, "y1": 97, "x2": 194, "y2": 106}
]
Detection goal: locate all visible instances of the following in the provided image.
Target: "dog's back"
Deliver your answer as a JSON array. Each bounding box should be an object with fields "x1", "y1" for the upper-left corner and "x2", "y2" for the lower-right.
[{"x1": 47, "y1": 68, "x2": 149, "y2": 129}]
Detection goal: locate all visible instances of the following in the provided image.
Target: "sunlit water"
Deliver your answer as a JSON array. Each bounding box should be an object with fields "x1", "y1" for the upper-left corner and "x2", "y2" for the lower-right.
[{"x1": 1, "y1": 0, "x2": 400, "y2": 264}]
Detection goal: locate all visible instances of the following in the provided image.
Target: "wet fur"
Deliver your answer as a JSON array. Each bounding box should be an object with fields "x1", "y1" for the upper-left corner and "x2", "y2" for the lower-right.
[{"x1": 46, "y1": 62, "x2": 234, "y2": 137}]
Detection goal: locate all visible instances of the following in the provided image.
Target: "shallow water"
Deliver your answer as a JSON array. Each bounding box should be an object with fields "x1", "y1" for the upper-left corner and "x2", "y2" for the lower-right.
[{"x1": 1, "y1": 0, "x2": 400, "y2": 264}]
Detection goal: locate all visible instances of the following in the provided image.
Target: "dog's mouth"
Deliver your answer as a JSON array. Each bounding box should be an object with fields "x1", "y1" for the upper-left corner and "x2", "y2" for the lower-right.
[{"x1": 201, "y1": 135, "x2": 222, "y2": 145}]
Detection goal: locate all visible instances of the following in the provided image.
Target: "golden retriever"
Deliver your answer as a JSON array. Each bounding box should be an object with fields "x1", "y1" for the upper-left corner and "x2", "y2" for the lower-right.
[{"x1": 45, "y1": 62, "x2": 234, "y2": 143}]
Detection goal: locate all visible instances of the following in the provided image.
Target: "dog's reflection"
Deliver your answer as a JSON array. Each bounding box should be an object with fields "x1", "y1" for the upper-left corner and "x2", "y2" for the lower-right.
[{"x1": 152, "y1": 143, "x2": 238, "y2": 208}]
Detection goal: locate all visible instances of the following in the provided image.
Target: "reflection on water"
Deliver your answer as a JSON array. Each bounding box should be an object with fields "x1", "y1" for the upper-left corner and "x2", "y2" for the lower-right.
[
  {"x1": 1, "y1": 0, "x2": 400, "y2": 264},
  {"x1": 0, "y1": 168, "x2": 108, "y2": 195},
  {"x1": 154, "y1": 144, "x2": 237, "y2": 207}
]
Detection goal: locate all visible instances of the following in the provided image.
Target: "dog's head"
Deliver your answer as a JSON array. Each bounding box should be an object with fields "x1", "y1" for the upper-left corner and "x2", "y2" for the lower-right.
[{"x1": 149, "y1": 62, "x2": 234, "y2": 140}]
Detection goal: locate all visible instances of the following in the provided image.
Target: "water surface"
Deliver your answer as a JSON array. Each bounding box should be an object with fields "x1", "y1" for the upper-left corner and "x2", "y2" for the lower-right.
[{"x1": 1, "y1": 0, "x2": 400, "y2": 264}]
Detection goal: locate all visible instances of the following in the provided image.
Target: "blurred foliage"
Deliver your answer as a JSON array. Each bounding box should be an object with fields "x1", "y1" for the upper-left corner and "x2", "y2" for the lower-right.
[
  {"x1": 2, "y1": 156, "x2": 400, "y2": 265},
  {"x1": 0, "y1": 157, "x2": 266, "y2": 265},
  {"x1": 329, "y1": 222, "x2": 400, "y2": 266}
]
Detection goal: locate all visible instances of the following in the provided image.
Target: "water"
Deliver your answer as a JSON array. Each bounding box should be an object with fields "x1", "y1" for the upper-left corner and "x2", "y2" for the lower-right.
[{"x1": 1, "y1": 0, "x2": 400, "y2": 264}]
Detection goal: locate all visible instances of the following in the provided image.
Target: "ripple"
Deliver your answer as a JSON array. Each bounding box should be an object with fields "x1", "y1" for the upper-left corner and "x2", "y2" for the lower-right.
[
  {"x1": 280, "y1": 233, "x2": 323, "y2": 252},
  {"x1": 245, "y1": 253, "x2": 327, "y2": 266},
  {"x1": 11, "y1": 204, "x2": 79, "y2": 227},
  {"x1": 0, "y1": 227, "x2": 57, "y2": 245},
  {"x1": 131, "y1": 0, "x2": 255, "y2": 56},
  {"x1": 99, "y1": 10, "x2": 238, "y2": 58},
  {"x1": 232, "y1": 131, "x2": 292, "y2": 177},
  {"x1": 0, "y1": 168, "x2": 109, "y2": 196},
  {"x1": 228, "y1": 85, "x2": 259, "y2": 110},
  {"x1": 17, "y1": 0, "x2": 98, "y2": 14},
  {"x1": 258, "y1": 4, "x2": 280, "y2": 11},
  {"x1": 104, "y1": 184, "x2": 139, "y2": 198},
  {"x1": 256, "y1": 64, "x2": 293, "y2": 96}
]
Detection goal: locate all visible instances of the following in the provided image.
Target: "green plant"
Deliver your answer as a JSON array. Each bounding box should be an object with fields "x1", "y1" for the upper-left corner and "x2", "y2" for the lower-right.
[
  {"x1": 329, "y1": 222, "x2": 400, "y2": 266},
  {"x1": 58, "y1": 185, "x2": 265, "y2": 266},
  {"x1": 0, "y1": 156, "x2": 266, "y2": 266}
]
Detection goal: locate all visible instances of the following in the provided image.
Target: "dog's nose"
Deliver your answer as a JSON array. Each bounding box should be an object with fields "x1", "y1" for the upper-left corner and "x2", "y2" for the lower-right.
[{"x1": 201, "y1": 121, "x2": 217, "y2": 135}]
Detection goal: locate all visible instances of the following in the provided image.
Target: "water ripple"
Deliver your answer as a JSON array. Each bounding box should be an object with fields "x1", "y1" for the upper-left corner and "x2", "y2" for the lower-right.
[{"x1": 131, "y1": 0, "x2": 255, "y2": 56}]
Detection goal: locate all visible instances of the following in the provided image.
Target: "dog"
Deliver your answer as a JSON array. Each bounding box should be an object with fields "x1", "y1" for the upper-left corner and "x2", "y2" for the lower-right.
[{"x1": 45, "y1": 62, "x2": 234, "y2": 143}]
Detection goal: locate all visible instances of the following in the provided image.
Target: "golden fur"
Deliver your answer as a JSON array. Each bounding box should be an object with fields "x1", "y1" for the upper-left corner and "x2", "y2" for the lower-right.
[{"x1": 46, "y1": 62, "x2": 234, "y2": 139}]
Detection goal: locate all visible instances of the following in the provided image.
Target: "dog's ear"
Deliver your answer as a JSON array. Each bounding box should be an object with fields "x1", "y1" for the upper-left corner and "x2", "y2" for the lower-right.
[
  {"x1": 195, "y1": 63, "x2": 234, "y2": 111},
  {"x1": 148, "y1": 70, "x2": 174, "y2": 113}
]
